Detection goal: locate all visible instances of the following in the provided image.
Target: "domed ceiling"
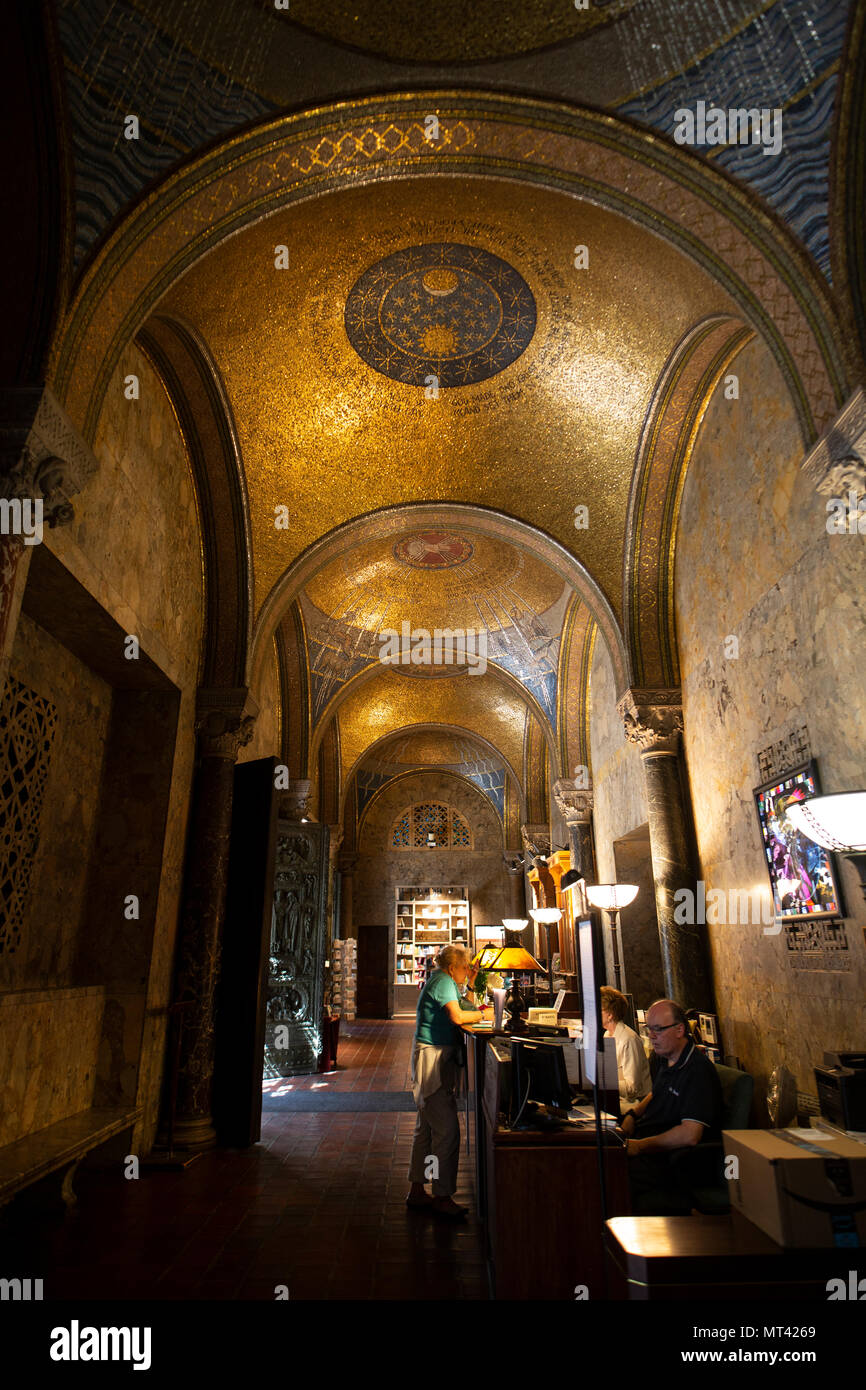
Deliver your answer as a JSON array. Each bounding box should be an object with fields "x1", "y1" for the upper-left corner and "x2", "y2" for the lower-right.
[
  {"x1": 332, "y1": 664, "x2": 535, "y2": 791},
  {"x1": 301, "y1": 528, "x2": 568, "y2": 724},
  {"x1": 280, "y1": 1, "x2": 636, "y2": 63},
  {"x1": 163, "y1": 174, "x2": 738, "y2": 621}
]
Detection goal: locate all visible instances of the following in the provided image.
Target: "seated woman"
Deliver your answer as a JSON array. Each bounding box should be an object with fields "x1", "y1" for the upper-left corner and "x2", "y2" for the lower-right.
[
  {"x1": 407, "y1": 944, "x2": 492, "y2": 1219},
  {"x1": 600, "y1": 985, "x2": 651, "y2": 1106}
]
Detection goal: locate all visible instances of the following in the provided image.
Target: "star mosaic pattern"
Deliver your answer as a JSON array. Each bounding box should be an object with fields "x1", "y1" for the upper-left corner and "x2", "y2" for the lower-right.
[{"x1": 344, "y1": 243, "x2": 537, "y2": 386}]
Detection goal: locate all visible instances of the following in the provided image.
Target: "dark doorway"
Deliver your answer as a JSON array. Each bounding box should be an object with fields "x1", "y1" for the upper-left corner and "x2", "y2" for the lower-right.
[
  {"x1": 356, "y1": 924, "x2": 390, "y2": 1018},
  {"x1": 613, "y1": 824, "x2": 665, "y2": 1010}
]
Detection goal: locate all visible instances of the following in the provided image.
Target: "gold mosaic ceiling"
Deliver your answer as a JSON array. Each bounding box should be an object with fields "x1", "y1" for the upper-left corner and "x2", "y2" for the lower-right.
[
  {"x1": 334, "y1": 665, "x2": 531, "y2": 787},
  {"x1": 164, "y1": 175, "x2": 737, "y2": 621},
  {"x1": 281, "y1": 0, "x2": 636, "y2": 63},
  {"x1": 304, "y1": 531, "x2": 566, "y2": 632}
]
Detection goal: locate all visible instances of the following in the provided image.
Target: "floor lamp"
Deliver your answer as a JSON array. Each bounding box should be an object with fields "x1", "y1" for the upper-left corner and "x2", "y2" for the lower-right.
[
  {"x1": 528, "y1": 906, "x2": 562, "y2": 1001},
  {"x1": 584, "y1": 884, "x2": 638, "y2": 991}
]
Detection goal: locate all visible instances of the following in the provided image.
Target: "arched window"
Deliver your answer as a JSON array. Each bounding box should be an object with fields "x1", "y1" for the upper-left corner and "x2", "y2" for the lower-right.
[{"x1": 391, "y1": 802, "x2": 472, "y2": 849}]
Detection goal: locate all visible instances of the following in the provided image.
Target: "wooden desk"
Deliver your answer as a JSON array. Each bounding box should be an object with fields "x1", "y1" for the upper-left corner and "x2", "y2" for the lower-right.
[
  {"x1": 465, "y1": 1028, "x2": 629, "y2": 1300},
  {"x1": 606, "y1": 1212, "x2": 866, "y2": 1300}
]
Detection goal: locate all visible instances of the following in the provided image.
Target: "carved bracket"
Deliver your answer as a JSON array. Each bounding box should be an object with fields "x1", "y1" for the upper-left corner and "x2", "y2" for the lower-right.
[
  {"x1": 0, "y1": 386, "x2": 99, "y2": 527},
  {"x1": 801, "y1": 386, "x2": 866, "y2": 498}
]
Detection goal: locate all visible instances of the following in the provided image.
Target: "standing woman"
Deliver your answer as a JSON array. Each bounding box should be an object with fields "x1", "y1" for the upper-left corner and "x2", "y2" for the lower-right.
[{"x1": 407, "y1": 944, "x2": 491, "y2": 1218}]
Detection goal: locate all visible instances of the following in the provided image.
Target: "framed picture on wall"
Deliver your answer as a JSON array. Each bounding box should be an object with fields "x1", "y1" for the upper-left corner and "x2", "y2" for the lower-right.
[
  {"x1": 753, "y1": 760, "x2": 845, "y2": 922},
  {"x1": 697, "y1": 1012, "x2": 719, "y2": 1047}
]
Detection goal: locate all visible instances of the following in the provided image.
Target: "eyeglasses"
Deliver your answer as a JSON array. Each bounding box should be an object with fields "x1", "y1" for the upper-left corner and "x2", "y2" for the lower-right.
[{"x1": 646, "y1": 1022, "x2": 679, "y2": 1035}]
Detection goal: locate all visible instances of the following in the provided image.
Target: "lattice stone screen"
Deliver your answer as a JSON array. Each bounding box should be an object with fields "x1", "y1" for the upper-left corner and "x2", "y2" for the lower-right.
[
  {"x1": 0, "y1": 676, "x2": 59, "y2": 956},
  {"x1": 391, "y1": 802, "x2": 471, "y2": 849}
]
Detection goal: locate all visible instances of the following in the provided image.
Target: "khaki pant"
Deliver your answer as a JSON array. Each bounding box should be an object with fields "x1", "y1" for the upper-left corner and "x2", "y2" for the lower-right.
[{"x1": 408, "y1": 1043, "x2": 461, "y2": 1197}]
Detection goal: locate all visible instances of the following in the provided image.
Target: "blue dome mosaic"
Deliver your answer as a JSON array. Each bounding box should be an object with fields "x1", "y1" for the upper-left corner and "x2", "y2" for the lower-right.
[{"x1": 344, "y1": 243, "x2": 536, "y2": 386}]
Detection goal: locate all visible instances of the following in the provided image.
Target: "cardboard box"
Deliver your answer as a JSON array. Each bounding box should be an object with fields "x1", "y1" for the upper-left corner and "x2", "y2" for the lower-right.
[{"x1": 725, "y1": 1128, "x2": 866, "y2": 1247}]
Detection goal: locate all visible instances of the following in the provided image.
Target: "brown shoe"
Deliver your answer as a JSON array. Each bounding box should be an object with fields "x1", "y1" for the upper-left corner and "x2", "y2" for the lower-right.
[
  {"x1": 406, "y1": 1191, "x2": 434, "y2": 1210},
  {"x1": 431, "y1": 1197, "x2": 468, "y2": 1220}
]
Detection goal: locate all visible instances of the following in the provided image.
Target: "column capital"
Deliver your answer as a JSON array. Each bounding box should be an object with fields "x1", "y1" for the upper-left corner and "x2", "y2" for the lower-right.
[
  {"x1": 0, "y1": 385, "x2": 98, "y2": 527},
  {"x1": 338, "y1": 851, "x2": 359, "y2": 874},
  {"x1": 194, "y1": 687, "x2": 257, "y2": 760},
  {"x1": 279, "y1": 778, "x2": 312, "y2": 820},
  {"x1": 801, "y1": 385, "x2": 866, "y2": 501},
  {"x1": 617, "y1": 687, "x2": 684, "y2": 755},
  {"x1": 552, "y1": 778, "x2": 594, "y2": 823}
]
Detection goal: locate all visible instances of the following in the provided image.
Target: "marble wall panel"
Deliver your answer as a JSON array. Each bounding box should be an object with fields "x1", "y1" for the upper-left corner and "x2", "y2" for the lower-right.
[
  {"x1": 676, "y1": 336, "x2": 866, "y2": 1107},
  {"x1": 0, "y1": 986, "x2": 105, "y2": 1146},
  {"x1": 4, "y1": 344, "x2": 205, "y2": 1152},
  {"x1": 4, "y1": 614, "x2": 113, "y2": 991}
]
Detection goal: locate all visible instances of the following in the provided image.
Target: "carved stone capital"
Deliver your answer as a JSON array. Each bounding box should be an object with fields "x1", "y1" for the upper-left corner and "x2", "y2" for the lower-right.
[
  {"x1": 617, "y1": 687, "x2": 684, "y2": 755},
  {"x1": 520, "y1": 824, "x2": 551, "y2": 858},
  {"x1": 279, "y1": 778, "x2": 312, "y2": 820},
  {"x1": 0, "y1": 386, "x2": 98, "y2": 527},
  {"x1": 801, "y1": 386, "x2": 866, "y2": 498},
  {"x1": 552, "y1": 778, "x2": 594, "y2": 823},
  {"x1": 338, "y1": 851, "x2": 359, "y2": 875},
  {"x1": 195, "y1": 687, "x2": 257, "y2": 760}
]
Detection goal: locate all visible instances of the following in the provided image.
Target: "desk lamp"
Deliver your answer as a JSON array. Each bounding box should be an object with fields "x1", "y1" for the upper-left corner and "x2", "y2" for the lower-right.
[
  {"x1": 787, "y1": 792, "x2": 866, "y2": 902},
  {"x1": 584, "y1": 884, "x2": 638, "y2": 991},
  {"x1": 473, "y1": 938, "x2": 544, "y2": 1034}
]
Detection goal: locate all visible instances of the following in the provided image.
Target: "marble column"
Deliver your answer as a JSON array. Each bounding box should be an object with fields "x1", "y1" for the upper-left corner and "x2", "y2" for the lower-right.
[
  {"x1": 167, "y1": 689, "x2": 256, "y2": 1151},
  {"x1": 552, "y1": 779, "x2": 597, "y2": 885},
  {"x1": 339, "y1": 851, "x2": 358, "y2": 939},
  {"x1": 617, "y1": 688, "x2": 713, "y2": 1011},
  {"x1": 0, "y1": 387, "x2": 98, "y2": 687}
]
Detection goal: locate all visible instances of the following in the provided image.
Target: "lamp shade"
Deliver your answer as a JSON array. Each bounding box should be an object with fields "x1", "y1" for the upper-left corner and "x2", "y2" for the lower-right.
[
  {"x1": 787, "y1": 793, "x2": 866, "y2": 852},
  {"x1": 501, "y1": 918, "x2": 529, "y2": 932},
  {"x1": 559, "y1": 868, "x2": 582, "y2": 893},
  {"x1": 529, "y1": 907, "x2": 563, "y2": 924},
  {"x1": 586, "y1": 883, "x2": 639, "y2": 911},
  {"x1": 487, "y1": 946, "x2": 545, "y2": 972}
]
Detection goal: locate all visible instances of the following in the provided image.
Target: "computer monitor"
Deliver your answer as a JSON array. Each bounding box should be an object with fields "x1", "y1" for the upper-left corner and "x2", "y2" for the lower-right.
[{"x1": 510, "y1": 1037, "x2": 573, "y2": 1125}]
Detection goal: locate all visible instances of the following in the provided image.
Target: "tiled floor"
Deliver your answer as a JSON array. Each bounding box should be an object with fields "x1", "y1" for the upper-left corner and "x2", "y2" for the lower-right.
[{"x1": 3, "y1": 1021, "x2": 489, "y2": 1301}]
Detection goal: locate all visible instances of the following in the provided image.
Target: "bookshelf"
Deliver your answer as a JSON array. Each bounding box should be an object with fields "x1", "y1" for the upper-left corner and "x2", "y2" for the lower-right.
[{"x1": 394, "y1": 885, "x2": 471, "y2": 1015}]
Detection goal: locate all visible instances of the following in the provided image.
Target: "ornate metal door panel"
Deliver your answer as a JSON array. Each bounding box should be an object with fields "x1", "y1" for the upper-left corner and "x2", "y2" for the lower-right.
[{"x1": 265, "y1": 821, "x2": 329, "y2": 1076}]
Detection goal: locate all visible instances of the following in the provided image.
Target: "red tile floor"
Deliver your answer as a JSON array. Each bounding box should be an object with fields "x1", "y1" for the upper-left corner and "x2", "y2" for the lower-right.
[{"x1": 3, "y1": 1021, "x2": 488, "y2": 1301}]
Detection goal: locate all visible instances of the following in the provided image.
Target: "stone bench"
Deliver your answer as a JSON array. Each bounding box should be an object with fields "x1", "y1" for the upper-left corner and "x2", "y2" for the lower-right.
[{"x1": 0, "y1": 1106, "x2": 142, "y2": 1219}]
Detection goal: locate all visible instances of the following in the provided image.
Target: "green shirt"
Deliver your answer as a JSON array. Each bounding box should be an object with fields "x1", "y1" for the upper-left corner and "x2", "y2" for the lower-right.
[{"x1": 415, "y1": 970, "x2": 461, "y2": 1046}]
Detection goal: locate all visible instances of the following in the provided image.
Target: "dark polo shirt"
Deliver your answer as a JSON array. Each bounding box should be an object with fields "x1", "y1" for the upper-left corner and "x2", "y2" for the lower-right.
[{"x1": 637, "y1": 1041, "x2": 722, "y2": 1142}]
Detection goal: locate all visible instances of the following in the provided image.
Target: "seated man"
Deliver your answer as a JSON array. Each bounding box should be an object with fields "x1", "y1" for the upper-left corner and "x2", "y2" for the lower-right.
[
  {"x1": 600, "y1": 985, "x2": 651, "y2": 1107},
  {"x1": 617, "y1": 998, "x2": 722, "y2": 1211}
]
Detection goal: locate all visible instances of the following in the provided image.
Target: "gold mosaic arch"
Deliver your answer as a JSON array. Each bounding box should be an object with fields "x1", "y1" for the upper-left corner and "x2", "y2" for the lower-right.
[
  {"x1": 343, "y1": 721, "x2": 524, "y2": 824},
  {"x1": 318, "y1": 657, "x2": 553, "y2": 794},
  {"x1": 557, "y1": 597, "x2": 597, "y2": 782},
  {"x1": 625, "y1": 313, "x2": 756, "y2": 686},
  {"x1": 249, "y1": 502, "x2": 629, "y2": 724},
  {"x1": 49, "y1": 91, "x2": 849, "y2": 450}
]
